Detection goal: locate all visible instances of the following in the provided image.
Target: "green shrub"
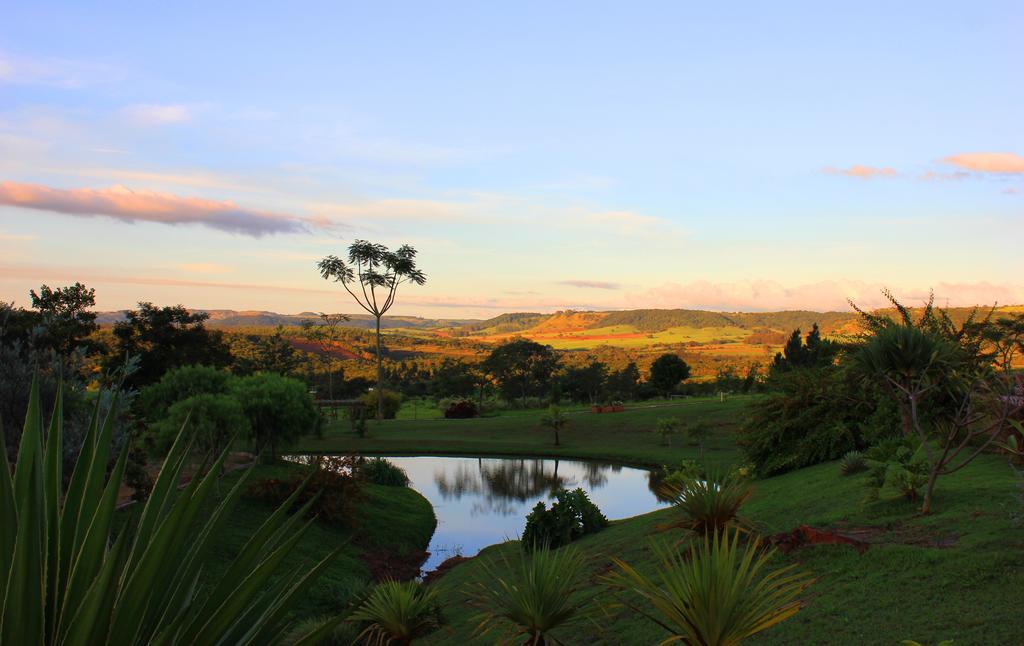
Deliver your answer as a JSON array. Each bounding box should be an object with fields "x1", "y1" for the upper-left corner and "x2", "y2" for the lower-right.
[
  {"x1": 361, "y1": 389, "x2": 402, "y2": 419},
  {"x1": 137, "y1": 363, "x2": 232, "y2": 420},
  {"x1": 148, "y1": 392, "x2": 250, "y2": 457},
  {"x1": 521, "y1": 488, "x2": 608, "y2": 550},
  {"x1": 358, "y1": 457, "x2": 409, "y2": 486},
  {"x1": 231, "y1": 372, "x2": 318, "y2": 458},
  {"x1": 839, "y1": 450, "x2": 868, "y2": 476},
  {"x1": 862, "y1": 437, "x2": 929, "y2": 503},
  {"x1": 738, "y1": 366, "x2": 893, "y2": 476}
]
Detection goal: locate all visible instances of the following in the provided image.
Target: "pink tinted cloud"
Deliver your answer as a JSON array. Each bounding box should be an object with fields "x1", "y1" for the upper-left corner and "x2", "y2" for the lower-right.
[
  {"x1": 558, "y1": 279, "x2": 622, "y2": 290},
  {"x1": 626, "y1": 279, "x2": 1024, "y2": 312},
  {"x1": 822, "y1": 165, "x2": 898, "y2": 179},
  {"x1": 0, "y1": 181, "x2": 310, "y2": 236},
  {"x1": 943, "y1": 152, "x2": 1024, "y2": 174}
]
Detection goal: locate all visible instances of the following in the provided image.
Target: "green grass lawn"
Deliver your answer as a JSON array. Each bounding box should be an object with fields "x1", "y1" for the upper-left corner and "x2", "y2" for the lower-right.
[
  {"x1": 295, "y1": 395, "x2": 757, "y2": 468},
  {"x1": 423, "y1": 454, "x2": 1024, "y2": 645},
  {"x1": 153, "y1": 462, "x2": 437, "y2": 621}
]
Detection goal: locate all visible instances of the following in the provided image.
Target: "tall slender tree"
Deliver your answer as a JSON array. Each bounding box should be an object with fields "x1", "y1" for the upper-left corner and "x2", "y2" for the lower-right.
[{"x1": 317, "y1": 241, "x2": 426, "y2": 420}]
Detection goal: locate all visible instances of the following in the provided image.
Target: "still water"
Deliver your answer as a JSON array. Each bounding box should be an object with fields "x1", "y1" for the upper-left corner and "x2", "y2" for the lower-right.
[{"x1": 378, "y1": 455, "x2": 667, "y2": 572}]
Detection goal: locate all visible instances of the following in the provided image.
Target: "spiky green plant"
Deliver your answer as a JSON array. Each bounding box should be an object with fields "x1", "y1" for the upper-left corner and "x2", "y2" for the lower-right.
[
  {"x1": 662, "y1": 469, "x2": 752, "y2": 535},
  {"x1": 839, "y1": 450, "x2": 867, "y2": 476},
  {"x1": 602, "y1": 529, "x2": 813, "y2": 646},
  {"x1": 347, "y1": 580, "x2": 441, "y2": 645},
  {"x1": 472, "y1": 544, "x2": 589, "y2": 645},
  {"x1": 0, "y1": 378, "x2": 339, "y2": 645}
]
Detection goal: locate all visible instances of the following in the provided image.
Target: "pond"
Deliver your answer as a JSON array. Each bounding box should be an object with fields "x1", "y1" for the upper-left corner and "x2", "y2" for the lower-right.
[{"x1": 377, "y1": 455, "x2": 668, "y2": 572}]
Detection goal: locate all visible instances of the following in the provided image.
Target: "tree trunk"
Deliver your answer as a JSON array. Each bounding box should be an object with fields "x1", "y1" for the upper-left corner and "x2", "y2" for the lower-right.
[
  {"x1": 921, "y1": 465, "x2": 941, "y2": 515},
  {"x1": 554, "y1": 427, "x2": 560, "y2": 446},
  {"x1": 375, "y1": 316, "x2": 383, "y2": 421}
]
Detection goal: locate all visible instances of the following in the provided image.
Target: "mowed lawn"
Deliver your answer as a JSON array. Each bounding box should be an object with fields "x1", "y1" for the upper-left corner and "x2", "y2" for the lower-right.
[
  {"x1": 424, "y1": 454, "x2": 1024, "y2": 646},
  {"x1": 294, "y1": 395, "x2": 757, "y2": 467}
]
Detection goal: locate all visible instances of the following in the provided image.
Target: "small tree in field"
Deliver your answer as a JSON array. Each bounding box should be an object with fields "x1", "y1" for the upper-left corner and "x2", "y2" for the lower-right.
[
  {"x1": 301, "y1": 312, "x2": 350, "y2": 402},
  {"x1": 650, "y1": 353, "x2": 691, "y2": 398},
  {"x1": 655, "y1": 417, "x2": 680, "y2": 446},
  {"x1": 541, "y1": 405, "x2": 569, "y2": 446},
  {"x1": 318, "y1": 241, "x2": 426, "y2": 420}
]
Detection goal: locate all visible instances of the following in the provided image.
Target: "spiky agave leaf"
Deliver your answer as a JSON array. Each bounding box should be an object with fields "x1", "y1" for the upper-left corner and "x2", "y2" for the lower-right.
[
  {"x1": 0, "y1": 379, "x2": 338, "y2": 645},
  {"x1": 472, "y1": 544, "x2": 589, "y2": 645},
  {"x1": 602, "y1": 528, "x2": 813, "y2": 646},
  {"x1": 348, "y1": 580, "x2": 442, "y2": 645}
]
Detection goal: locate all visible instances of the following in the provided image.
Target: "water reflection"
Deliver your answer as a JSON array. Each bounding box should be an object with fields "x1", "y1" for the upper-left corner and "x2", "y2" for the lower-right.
[{"x1": 284, "y1": 454, "x2": 668, "y2": 573}]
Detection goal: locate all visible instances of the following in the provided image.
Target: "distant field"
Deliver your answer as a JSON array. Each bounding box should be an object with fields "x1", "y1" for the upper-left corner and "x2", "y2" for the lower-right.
[{"x1": 533, "y1": 324, "x2": 753, "y2": 350}]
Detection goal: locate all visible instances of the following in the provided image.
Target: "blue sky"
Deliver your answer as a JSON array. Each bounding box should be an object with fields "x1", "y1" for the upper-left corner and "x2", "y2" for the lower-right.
[{"x1": 1, "y1": 1, "x2": 1022, "y2": 318}]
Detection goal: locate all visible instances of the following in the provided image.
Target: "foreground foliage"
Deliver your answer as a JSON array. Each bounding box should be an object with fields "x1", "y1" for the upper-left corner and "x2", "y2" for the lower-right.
[
  {"x1": 348, "y1": 580, "x2": 441, "y2": 645},
  {"x1": 0, "y1": 380, "x2": 335, "y2": 645},
  {"x1": 472, "y1": 544, "x2": 588, "y2": 645},
  {"x1": 602, "y1": 529, "x2": 813, "y2": 646}
]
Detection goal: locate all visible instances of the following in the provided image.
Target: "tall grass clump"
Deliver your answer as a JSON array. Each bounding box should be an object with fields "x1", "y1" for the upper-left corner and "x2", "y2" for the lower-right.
[
  {"x1": 602, "y1": 529, "x2": 814, "y2": 645},
  {"x1": 0, "y1": 378, "x2": 338, "y2": 645}
]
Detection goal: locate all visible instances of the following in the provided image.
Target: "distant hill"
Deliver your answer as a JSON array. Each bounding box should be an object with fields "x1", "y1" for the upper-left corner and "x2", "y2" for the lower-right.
[{"x1": 94, "y1": 309, "x2": 476, "y2": 330}]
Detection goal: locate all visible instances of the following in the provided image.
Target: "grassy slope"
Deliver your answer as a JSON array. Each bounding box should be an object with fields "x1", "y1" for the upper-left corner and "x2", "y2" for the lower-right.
[
  {"x1": 197, "y1": 463, "x2": 437, "y2": 619},
  {"x1": 294, "y1": 396, "x2": 756, "y2": 468},
  {"x1": 425, "y1": 455, "x2": 1023, "y2": 645}
]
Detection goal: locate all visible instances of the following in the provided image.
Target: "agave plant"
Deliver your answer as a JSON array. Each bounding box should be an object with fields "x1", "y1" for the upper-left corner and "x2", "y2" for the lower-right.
[
  {"x1": 347, "y1": 580, "x2": 441, "y2": 645},
  {"x1": 0, "y1": 379, "x2": 339, "y2": 645},
  {"x1": 602, "y1": 529, "x2": 813, "y2": 646},
  {"x1": 472, "y1": 544, "x2": 589, "y2": 645},
  {"x1": 662, "y1": 468, "x2": 753, "y2": 535},
  {"x1": 839, "y1": 450, "x2": 867, "y2": 476}
]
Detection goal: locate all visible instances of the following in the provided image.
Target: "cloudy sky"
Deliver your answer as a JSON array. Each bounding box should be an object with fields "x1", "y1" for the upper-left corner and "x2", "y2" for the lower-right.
[{"x1": 1, "y1": 1, "x2": 1022, "y2": 318}]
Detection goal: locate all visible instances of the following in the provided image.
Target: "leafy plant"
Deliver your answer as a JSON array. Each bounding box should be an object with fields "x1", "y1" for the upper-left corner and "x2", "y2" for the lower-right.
[
  {"x1": 347, "y1": 580, "x2": 442, "y2": 645},
  {"x1": 839, "y1": 450, "x2": 867, "y2": 476},
  {"x1": 443, "y1": 399, "x2": 478, "y2": 419},
  {"x1": 0, "y1": 378, "x2": 338, "y2": 645},
  {"x1": 358, "y1": 457, "x2": 410, "y2": 487},
  {"x1": 361, "y1": 388, "x2": 403, "y2": 420},
  {"x1": 473, "y1": 544, "x2": 589, "y2": 645},
  {"x1": 602, "y1": 529, "x2": 814, "y2": 646},
  {"x1": 686, "y1": 422, "x2": 712, "y2": 458},
  {"x1": 655, "y1": 417, "x2": 680, "y2": 446},
  {"x1": 540, "y1": 405, "x2": 569, "y2": 446},
  {"x1": 862, "y1": 437, "x2": 930, "y2": 503},
  {"x1": 662, "y1": 468, "x2": 752, "y2": 535},
  {"x1": 521, "y1": 488, "x2": 608, "y2": 551}
]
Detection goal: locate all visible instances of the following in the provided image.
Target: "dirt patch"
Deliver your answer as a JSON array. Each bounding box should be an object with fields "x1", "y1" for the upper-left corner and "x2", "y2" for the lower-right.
[
  {"x1": 363, "y1": 547, "x2": 431, "y2": 582},
  {"x1": 774, "y1": 522, "x2": 960, "y2": 553},
  {"x1": 421, "y1": 555, "x2": 473, "y2": 585}
]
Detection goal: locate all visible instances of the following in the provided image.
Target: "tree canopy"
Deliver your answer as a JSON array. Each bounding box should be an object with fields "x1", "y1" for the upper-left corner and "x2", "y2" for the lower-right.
[{"x1": 649, "y1": 353, "x2": 691, "y2": 397}]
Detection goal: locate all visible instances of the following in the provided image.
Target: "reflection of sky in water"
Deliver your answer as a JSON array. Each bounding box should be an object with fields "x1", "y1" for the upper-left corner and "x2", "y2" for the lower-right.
[{"x1": 382, "y1": 456, "x2": 667, "y2": 572}]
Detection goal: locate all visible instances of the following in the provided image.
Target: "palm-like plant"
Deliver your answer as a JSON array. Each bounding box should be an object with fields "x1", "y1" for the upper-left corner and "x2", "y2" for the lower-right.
[
  {"x1": 473, "y1": 544, "x2": 588, "y2": 645},
  {"x1": 0, "y1": 379, "x2": 338, "y2": 645},
  {"x1": 318, "y1": 241, "x2": 426, "y2": 421},
  {"x1": 347, "y1": 580, "x2": 441, "y2": 645},
  {"x1": 662, "y1": 469, "x2": 752, "y2": 535},
  {"x1": 602, "y1": 529, "x2": 813, "y2": 646}
]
